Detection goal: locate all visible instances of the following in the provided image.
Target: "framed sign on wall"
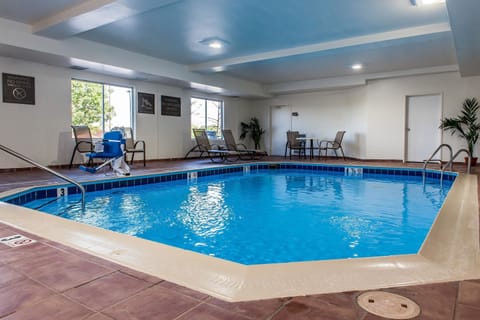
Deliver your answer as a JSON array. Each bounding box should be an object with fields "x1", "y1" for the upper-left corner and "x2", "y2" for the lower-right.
[
  {"x1": 2, "y1": 73, "x2": 35, "y2": 105},
  {"x1": 161, "y1": 95, "x2": 181, "y2": 117},
  {"x1": 138, "y1": 92, "x2": 155, "y2": 114}
]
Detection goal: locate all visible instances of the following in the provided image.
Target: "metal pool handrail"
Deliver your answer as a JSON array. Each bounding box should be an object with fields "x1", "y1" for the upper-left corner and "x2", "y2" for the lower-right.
[
  {"x1": 442, "y1": 149, "x2": 471, "y2": 174},
  {"x1": 422, "y1": 144, "x2": 453, "y2": 185},
  {"x1": 0, "y1": 143, "x2": 85, "y2": 210},
  {"x1": 423, "y1": 144, "x2": 453, "y2": 173}
]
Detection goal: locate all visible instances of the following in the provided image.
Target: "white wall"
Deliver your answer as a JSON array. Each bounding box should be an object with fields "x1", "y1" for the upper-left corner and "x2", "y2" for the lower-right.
[
  {"x1": 251, "y1": 88, "x2": 368, "y2": 158},
  {"x1": 251, "y1": 72, "x2": 480, "y2": 160},
  {"x1": 365, "y1": 73, "x2": 480, "y2": 160},
  {"x1": 0, "y1": 56, "x2": 253, "y2": 168},
  {"x1": 2, "y1": 55, "x2": 480, "y2": 168}
]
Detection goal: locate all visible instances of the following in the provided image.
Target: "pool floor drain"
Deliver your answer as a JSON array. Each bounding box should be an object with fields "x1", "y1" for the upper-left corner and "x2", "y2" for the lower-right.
[{"x1": 357, "y1": 291, "x2": 420, "y2": 319}]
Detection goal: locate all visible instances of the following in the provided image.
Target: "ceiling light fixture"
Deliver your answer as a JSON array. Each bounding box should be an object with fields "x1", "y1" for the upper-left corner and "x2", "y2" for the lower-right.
[
  {"x1": 411, "y1": 0, "x2": 446, "y2": 6},
  {"x1": 208, "y1": 40, "x2": 223, "y2": 49},
  {"x1": 351, "y1": 64, "x2": 363, "y2": 70},
  {"x1": 200, "y1": 38, "x2": 228, "y2": 49}
]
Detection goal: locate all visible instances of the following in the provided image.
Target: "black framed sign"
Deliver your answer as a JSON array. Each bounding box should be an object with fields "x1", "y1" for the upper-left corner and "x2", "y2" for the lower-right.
[
  {"x1": 161, "y1": 95, "x2": 181, "y2": 117},
  {"x1": 2, "y1": 73, "x2": 35, "y2": 105},
  {"x1": 138, "y1": 92, "x2": 155, "y2": 114}
]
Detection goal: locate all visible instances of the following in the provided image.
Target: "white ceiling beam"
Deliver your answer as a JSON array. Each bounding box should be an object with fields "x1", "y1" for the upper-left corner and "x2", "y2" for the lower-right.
[
  {"x1": 0, "y1": 18, "x2": 269, "y2": 98},
  {"x1": 189, "y1": 23, "x2": 451, "y2": 72},
  {"x1": 32, "y1": 0, "x2": 181, "y2": 39},
  {"x1": 266, "y1": 65, "x2": 458, "y2": 94},
  {"x1": 446, "y1": 0, "x2": 480, "y2": 77}
]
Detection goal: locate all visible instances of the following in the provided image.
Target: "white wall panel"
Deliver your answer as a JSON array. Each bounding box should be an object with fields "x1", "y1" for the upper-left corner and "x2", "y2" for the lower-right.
[
  {"x1": 2, "y1": 55, "x2": 480, "y2": 168},
  {"x1": 0, "y1": 56, "x2": 252, "y2": 168},
  {"x1": 253, "y1": 72, "x2": 480, "y2": 160}
]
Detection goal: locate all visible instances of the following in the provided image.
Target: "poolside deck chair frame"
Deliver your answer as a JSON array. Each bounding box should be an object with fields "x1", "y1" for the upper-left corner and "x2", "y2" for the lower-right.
[
  {"x1": 318, "y1": 130, "x2": 346, "y2": 160},
  {"x1": 69, "y1": 125, "x2": 94, "y2": 169},
  {"x1": 285, "y1": 131, "x2": 306, "y2": 159},
  {"x1": 111, "y1": 127, "x2": 146, "y2": 166},
  {"x1": 222, "y1": 129, "x2": 267, "y2": 160},
  {"x1": 185, "y1": 129, "x2": 240, "y2": 162},
  {"x1": 123, "y1": 127, "x2": 146, "y2": 166}
]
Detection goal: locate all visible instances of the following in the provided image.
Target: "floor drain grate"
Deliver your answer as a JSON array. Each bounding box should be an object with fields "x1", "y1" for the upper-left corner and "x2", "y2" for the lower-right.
[{"x1": 357, "y1": 291, "x2": 420, "y2": 319}]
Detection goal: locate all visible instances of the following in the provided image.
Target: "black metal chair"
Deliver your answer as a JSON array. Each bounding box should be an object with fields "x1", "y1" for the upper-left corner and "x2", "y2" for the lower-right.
[
  {"x1": 69, "y1": 125, "x2": 94, "y2": 169},
  {"x1": 123, "y1": 127, "x2": 146, "y2": 166}
]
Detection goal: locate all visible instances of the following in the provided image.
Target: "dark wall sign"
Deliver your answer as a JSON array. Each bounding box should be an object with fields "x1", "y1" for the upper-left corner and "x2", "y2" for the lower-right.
[
  {"x1": 138, "y1": 92, "x2": 155, "y2": 114},
  {"x1": 161, "y1": 95, "x2": 181, "y2": 117},
  {"x1": 2, "y1": 73, "x2": 35, "y2": 105}
]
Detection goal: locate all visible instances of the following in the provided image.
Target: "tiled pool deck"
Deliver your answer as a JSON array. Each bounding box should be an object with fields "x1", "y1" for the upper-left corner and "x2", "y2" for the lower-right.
[{"x1": 0, "y1": 157, "x2": 479, "y2": 319}]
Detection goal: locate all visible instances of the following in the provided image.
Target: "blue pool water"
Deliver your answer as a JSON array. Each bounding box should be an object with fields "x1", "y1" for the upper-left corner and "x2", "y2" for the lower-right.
[{"x1": 21, "y1": 167, "x2": 452, "y2": 265}]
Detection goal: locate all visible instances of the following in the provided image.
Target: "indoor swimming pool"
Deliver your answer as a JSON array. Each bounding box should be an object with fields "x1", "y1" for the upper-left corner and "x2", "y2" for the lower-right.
[
  {"x1": 1, "y1": 163, "x2": 477, "y2": 301},
  {"x1": 11, "y1": 164, "x2": 455, "y2": 265}
]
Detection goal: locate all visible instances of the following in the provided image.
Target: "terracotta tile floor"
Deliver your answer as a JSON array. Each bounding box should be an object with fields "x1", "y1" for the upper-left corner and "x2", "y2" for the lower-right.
[{"x1": 1, "y1": 156, "x2": 480, "y2": 319}]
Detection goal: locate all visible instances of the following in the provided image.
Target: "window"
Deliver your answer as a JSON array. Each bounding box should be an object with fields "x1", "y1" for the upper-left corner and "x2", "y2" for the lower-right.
[
  {"x1": 190, "y1": 97, "x2": 223, "y2": 138},
  {"x1": 71, "y1": 79, "x2": 133, "y2": 138}
]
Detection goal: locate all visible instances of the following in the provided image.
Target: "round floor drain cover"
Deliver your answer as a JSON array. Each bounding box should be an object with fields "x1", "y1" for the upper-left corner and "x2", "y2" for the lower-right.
[{"x1": 357, "y1": 291, "x2": 420, "y2": 319}]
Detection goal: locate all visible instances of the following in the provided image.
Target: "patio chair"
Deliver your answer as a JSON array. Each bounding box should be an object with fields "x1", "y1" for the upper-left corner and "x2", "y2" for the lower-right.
[
  {"x1": 185, "y1": 129, "x2": 238, "y2": 162},
  {"x1": 69, "y1": 125, "x2": 94, "y2": 169},
  {"x1": 318, "y1": 130, "x2": 346, "y2": 160},
  {"x1": 222, "y1": 129, "x2": 267, "y2": 159},
  {"x1": 285, "y1": 131, "x2": 306, "y2": 159},
  {"x1": 123, "y1": 127, "x2": 146, "y2": 166}
]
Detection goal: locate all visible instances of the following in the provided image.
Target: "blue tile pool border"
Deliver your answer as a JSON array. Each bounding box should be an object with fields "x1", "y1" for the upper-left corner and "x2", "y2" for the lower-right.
[{"x1": 1, "y1": 162, "x2": 457, "y2": 206}]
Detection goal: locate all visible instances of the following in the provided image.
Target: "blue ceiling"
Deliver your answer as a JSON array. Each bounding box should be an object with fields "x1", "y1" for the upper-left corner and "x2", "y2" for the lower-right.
[{"x1": 78, "y1": 0, "x2": 449, "y2": 64}]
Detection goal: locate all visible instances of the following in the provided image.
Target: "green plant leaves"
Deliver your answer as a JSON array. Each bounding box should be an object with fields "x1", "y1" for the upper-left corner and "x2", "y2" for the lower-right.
[{"x1": 440, "y1": 97, "x2": 480, "y2": 156}]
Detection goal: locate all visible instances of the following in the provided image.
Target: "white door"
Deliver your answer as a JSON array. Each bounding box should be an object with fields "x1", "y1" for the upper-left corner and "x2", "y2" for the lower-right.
[
  {"x1": 270, "y1": 105, "x2": 292, "y2": 156},
  {"x1": 406, "y1": 94, "x2": 442, "y2": 162}
]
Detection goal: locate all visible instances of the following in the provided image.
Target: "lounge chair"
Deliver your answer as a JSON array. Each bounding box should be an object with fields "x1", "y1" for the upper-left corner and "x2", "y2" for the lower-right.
[
  {"x1": 318, "y1": 130, "x2": 346, "y2": 160},
  {"x1": 222, "y1": 129, "x2": 267, "y2": 159},
  {"x1": 69, "y1": 125, "x2": 94, "y2": 169},
  {"x1": 285, "y1": 131, "x2": 306, "y2": 159},
  {"x1": 185, "y1": 129, "x2": 239, "y2": 162}
]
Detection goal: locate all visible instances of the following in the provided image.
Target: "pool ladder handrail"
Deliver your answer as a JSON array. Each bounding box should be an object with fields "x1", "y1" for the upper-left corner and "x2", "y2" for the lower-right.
[
  {"x1": 441, "y1": 149, "x2": 471, "y2": 174},
  {"x1": 0, "y1": 143, "x2": 85, "y2": 210},
  {"x1": 423, "y1": 144, "x2": 452, "y2": 185},
  {"x1": 423, "y1": 144, "x2": 453, "y2": 172}
]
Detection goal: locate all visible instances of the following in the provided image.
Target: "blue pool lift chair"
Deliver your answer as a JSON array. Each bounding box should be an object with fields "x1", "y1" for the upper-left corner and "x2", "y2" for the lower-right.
[{"x1": 79, "y1": 130, "x2": 130, "y2": 176}]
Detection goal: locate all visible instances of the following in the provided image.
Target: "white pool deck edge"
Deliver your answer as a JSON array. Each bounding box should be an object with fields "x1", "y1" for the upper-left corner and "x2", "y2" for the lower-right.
[{"x1": 0, "y1": 172, "x2": 479, "y2": 302}]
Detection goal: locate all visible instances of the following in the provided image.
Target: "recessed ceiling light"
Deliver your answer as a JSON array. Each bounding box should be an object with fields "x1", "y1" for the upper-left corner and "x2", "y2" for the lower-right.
[
  {"x1": 411, "y1": 0, "x2": 446, "y2": 6},
  {"x1": 208, "y1": 40, "x2": 223, "y2": 49},
  {"x1": 351, "y1": 64, "x2": 363, "y2": 70},
  {"x1": 212, "y1": 66, "x2": 226, "y2": 72},
  {"x1": 200, "y1": 38, "x2": 228, "y2": 49}
]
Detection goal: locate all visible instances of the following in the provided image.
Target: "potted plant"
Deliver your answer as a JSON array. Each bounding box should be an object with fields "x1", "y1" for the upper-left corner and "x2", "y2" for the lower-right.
[
  {"x1": 240, "y1": 117, "x2": 265, "y2": 150},
  {"x1": 440, "y1": 97, "x2": 480, "y2": 166}
]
